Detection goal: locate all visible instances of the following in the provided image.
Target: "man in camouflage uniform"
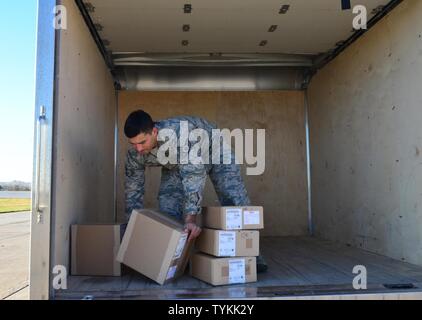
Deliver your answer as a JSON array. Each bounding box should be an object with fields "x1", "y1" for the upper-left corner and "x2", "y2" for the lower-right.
[{"x1": 124, "y1": 110, "x2": 267, "y2": 272}]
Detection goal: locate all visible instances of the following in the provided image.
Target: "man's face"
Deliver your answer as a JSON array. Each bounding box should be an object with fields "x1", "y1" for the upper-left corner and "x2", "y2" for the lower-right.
[{"x1": 129, "y1": 127, "x2": 158, "y2": 155}]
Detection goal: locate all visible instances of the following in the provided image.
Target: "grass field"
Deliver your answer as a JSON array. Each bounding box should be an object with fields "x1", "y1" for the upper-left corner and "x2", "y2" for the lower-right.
[{"x1": 0, "y1": 199, "x2": 31, "y2": 214}]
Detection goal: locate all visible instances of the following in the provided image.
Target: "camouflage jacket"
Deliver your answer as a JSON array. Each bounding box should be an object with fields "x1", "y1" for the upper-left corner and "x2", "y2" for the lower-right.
[{"x1": 125, "y1": 116, "x2": 235, "y2": 217}]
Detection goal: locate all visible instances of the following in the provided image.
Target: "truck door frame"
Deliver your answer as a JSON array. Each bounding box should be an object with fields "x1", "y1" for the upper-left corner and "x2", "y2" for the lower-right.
[{"x1": 30, "y1": 0, "x2": 58, "y2": 300}]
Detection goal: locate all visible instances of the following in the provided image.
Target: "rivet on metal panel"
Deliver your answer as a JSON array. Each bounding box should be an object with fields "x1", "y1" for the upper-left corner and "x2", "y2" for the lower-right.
[
  {"x1": 94, "y1": 23, "x2": 103, "y2": 32},
  {"x1": 184, "y1": 4, "x2": 192, "y2": 14},
  {"x1": 183, "y1": 24, "x2": 190, "y2": 32},
  {"x1": 39, "y1": 105, "x2": 46, "y2": 120},
  {"x1": 268, "y1": 25, "x2": 278, "y2": 32},
  {"x1": 83, "y1": 2, "x2": 95, "y2": 13},
  {"x1": 259, "y1": 40, "x2": 268, "y2": 47},
  {"x1": 279, "y1": 5, "x2": 290, "y2": 14},
  {"x1": 372, "y1": 5, "x2": 384, "y2": 15},
  {"x1": 182, "y1": 40, "x2": 189, "y2": 46}
]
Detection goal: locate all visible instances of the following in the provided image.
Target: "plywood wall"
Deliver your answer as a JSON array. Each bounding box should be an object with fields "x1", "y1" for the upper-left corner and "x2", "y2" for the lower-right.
[
  {"x1": 117, "y1": 91, "x2": 308, "y2": 237},
  {"x1": 308, "y1": 0, "x2": 422, "y2": 265},
  {"x1": 52, "y1": 0, "x2": 116, "y2": 269}
]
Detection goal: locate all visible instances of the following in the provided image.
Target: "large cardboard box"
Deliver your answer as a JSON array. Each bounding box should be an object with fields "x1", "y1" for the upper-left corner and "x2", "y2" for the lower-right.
[
  {"x1": 117, "y1": 209, "x2": 194, "y2": 285},
  {"x1": 196, "y1": 228, "x2": 259, "y2": 257},
  {"x1": 71, "y1": 224, "x2": 123, "y2": 276},
  {"x1": 202, "y1": 206, "x2": 264, "y2": 230},
  {"x1": 190, "y1": 253, "x2": 257, "y2": 286}
]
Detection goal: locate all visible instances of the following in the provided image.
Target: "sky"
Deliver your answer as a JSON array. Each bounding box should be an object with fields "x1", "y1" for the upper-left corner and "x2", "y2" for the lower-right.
[{"x1": 0, "y1": 1, "x2": 37, "y2": 182}]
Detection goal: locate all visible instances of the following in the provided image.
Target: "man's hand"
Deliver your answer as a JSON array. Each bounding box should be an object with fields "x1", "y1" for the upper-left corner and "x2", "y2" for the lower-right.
[{"x1": 184, "y1": 213, "x2": 202, "y2": 241}]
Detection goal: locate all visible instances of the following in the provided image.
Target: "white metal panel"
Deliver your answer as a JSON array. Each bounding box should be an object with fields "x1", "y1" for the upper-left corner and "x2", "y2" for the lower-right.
[
  {"x1": 308, "y1": 0, "x2": 422, "y2": 266},
  {"x1": 87, "y1": 0, "x2": 391, "y2": 54},
  {"x1": 52, "y1": 0, "x2": 117, "y2": 284},
  {"x1": 115, "y1": 66, "x2": 308, "y2": 90}
]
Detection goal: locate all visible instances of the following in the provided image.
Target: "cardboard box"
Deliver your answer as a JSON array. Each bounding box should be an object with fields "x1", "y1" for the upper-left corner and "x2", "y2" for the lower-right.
[
  {"x1": 117, "y1": 209, "x2": 194, "y2": 285},
  {"x1": 196, "y1": 228, "x2": 259, "y2": 257},
  {"x1": 190, "y1": 253, "x2": 257, "y2": 286},
  {"x1": 71, "y1": 224, "x2": 123, "y2": 276},
  {"x1": 202, "y1": 206, "x2": 264, "y2": 230}
]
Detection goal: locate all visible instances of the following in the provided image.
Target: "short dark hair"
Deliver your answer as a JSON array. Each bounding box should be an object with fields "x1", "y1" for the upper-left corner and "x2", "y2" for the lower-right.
[{"x1": 124, "y1": 110, "x2": 155, "y2": 138}]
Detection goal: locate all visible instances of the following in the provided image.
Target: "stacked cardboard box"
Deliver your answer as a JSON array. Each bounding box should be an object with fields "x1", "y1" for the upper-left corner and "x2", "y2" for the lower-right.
[
  {"x1": 71, "y1": 224, "x2": 124, "y2": 276},
  {"x1": 191, "y1": 206, "x2": 264, "y2": 286},
  {"x1": 117, "y1": 209, "x2": 195, "y2": 285},
  {"x1": 70, "y1": 209, "x2": 195, "y2": 284}
]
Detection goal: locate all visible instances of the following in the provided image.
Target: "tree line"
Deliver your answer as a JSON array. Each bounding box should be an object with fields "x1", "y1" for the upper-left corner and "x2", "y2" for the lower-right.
[{"x1": 0, "y1": 181, "x2": 31, "y2": 191}]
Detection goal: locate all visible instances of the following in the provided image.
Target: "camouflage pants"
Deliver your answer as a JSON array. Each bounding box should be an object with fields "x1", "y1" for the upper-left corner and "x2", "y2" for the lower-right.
[{"x1": 158, "y1": 164, "x2": 251, "y2": 221}]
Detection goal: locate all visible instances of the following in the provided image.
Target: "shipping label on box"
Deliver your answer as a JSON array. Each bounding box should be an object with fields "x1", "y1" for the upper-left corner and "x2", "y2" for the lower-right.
[
  {"x1": 243, "y1": 210, "x2": 261, "y2": 225},
  {"x1": 225, "y1": 208, "x2": 242, "y2": 229},
  {"x1": 173, "y1": 232, "x2": 188, "y2": 260},
  {"x1": 166, "y1": 265, "x2": 178, "y2": 280},
  {"x1": 218, "y1": 231, "x2": 236, "y2": 256},
  {"x1": 228, "y1": 258, "x2": 246, "y2": 284}
]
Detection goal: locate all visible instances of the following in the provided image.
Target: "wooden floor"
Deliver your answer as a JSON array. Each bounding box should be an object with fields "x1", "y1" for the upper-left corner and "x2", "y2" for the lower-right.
[{"x1": 56, "y1": 237, "x2": 422, "y2": 299}]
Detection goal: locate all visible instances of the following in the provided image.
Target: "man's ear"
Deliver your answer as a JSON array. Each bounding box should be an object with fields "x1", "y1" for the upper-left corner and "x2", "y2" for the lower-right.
[{"x1": 152, "y1": 127, "x2": 158, "y2": 136}]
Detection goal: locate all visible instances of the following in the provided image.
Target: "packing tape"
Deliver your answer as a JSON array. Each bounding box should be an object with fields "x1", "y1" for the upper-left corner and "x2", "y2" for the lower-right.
[{"x1": 221, "y1": 264, "x2": 251, "y2": 277}]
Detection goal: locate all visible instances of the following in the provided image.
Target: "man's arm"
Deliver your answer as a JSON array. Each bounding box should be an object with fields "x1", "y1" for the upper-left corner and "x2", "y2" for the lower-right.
[
  {"x1": 179, "y1": 163, "x2": 207, "y2": 240},
  {"x1": 125, "y1": 150, "x2": 145, "y2": 223}
]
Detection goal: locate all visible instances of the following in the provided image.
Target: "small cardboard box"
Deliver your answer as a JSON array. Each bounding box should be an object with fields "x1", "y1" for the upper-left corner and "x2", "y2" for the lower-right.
[
  {"x1": 196, "y1": 228, "x2": 260, "y2": 257},
  {"x1": 190, "y1": 253, "x2": 257, "y2": 286},
  {"x1": 71, "y1": 224, "x2": 123, "y2": 276},
  {"x1": 117, "y1": 209, "x2": 194, "y2": 285},
  {"x1": 202, "y1": 206, "x2": 264, "y2": 230}
]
